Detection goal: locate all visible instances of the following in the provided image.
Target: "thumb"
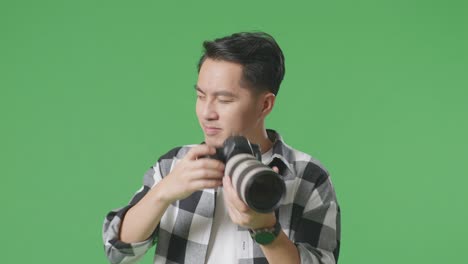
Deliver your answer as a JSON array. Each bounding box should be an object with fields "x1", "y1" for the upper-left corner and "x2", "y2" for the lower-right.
[{"x1": 272, "y1": 166, "x2": 279, "y2": 173}]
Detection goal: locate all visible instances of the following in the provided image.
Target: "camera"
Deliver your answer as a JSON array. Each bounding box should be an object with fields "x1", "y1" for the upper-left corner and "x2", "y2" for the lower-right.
[{"x1": 208, "y1": 136, "x2": 285, "y2": 213}]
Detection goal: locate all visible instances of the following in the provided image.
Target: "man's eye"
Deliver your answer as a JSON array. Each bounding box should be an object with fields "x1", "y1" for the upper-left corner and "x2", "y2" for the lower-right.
[
  {"x1": 218, "y1": 98, "x2": 233, "y2": 104},
  {"x1": 197, "y1": 95, "x2": 206, "y2": 100}
]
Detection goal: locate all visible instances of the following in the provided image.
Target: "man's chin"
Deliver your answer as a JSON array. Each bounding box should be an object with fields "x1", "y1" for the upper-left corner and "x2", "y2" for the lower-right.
[{"x1": 204, "y1": 135, "x2": 225, "y2": 148}]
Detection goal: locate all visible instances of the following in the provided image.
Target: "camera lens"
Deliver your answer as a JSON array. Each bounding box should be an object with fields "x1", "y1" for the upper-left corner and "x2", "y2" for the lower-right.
[
  {"x1": 225, "y1": 154, "x2": 285, "y2": 213},
  {"x1": 245, "y1": 171, "x2": 284, "y2": 212}
]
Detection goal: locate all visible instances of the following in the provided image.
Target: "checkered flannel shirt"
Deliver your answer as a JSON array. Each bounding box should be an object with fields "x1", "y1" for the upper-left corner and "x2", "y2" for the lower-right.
[{"x1": 103, "y1": 129, "x2": 341, "y2": 264}]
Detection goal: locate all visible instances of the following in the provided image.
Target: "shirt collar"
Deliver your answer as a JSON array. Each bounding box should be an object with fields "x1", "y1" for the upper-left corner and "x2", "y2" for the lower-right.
[{"x1": 264, "y1": 129, "x2": 295, "y2": 175}]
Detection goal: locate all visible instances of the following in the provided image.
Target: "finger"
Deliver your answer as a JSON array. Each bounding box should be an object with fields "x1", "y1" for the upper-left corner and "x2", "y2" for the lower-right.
[
  {"x1": 190, "y1": 179, "x2": 223, "y2": 190},
  {"x1": 224, "y1": 196, "x2": 251, "y2": 227},
  {"x1": 222, "y1": 175, "x2": 233, "y2": 192},
  {"x1": 192, "y1": 159, "x2": 225, "y2": 172},
  {"x1": 223, "y1": 176, "x2": 250, "y2": 213},
  {"x1": 190, "y1": 168, "x2": 224, "y2": 180},
  {"x1": 272, "y1": 166, "x2": 279, "y2": 173},
  {"x1": 225, "y1": 202, "x2": 242, "y2": 224},
  {"x1": 185, "y1": 145, "x2": 216, "y2": 160}
]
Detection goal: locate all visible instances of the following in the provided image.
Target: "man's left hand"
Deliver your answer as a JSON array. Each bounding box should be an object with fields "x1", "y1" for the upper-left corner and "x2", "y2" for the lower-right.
[{"x1": 222, "y1": 167, "x2": 279, "y2": 230}]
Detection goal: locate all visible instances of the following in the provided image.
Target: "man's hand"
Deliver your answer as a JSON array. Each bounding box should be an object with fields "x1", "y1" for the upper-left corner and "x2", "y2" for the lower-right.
[
  {"x1": 222, "y1": 167, "x2": 300, "y2": 264},
  {"x1": 120, "y1": 145, "x2": 224, "y2": 243},
  {"x1": 157, "y1": 144, "x2": 225, "y2": 204},
  {"x1": 222, "y1": 167, "x2": 280, "y2": 230}
]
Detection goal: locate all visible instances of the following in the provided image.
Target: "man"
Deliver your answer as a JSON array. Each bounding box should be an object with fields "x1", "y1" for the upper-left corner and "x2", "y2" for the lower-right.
[{"x1": 103, "y1": 32, "x2": 340, "y2": 264}]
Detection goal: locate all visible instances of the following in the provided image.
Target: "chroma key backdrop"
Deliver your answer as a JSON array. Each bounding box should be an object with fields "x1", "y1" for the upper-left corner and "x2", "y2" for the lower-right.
[{"x1": 1, "y1": 0, "x2": 467, "y2": 263}]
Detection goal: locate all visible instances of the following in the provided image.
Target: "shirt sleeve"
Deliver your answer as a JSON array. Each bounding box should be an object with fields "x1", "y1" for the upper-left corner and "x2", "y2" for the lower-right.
[
  {"x1": 293, "y1": 164, "x2": 341, "y2": 264},
  {"x1": 102, "y1": 163, "x2": 163, "y2": 264}
]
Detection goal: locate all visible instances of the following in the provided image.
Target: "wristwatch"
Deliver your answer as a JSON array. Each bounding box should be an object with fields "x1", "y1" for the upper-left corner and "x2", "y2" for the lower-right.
[{"x1": 249, "y1": 220, "x2": 281, "y2": 245}]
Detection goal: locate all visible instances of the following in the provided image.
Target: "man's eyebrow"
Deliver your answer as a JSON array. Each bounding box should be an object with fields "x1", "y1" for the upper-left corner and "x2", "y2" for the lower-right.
[
  {"x1": 194, "y1": 85, "x2": 237, "y2": 97},
  {"x1": 194, "y1": 85, "x2": 205, "y2": 94}
]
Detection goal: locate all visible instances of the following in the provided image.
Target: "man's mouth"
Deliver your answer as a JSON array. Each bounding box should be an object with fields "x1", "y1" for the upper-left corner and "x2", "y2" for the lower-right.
[{"x1": 203, "y1": 125, "x2": 222, "y2": 136}]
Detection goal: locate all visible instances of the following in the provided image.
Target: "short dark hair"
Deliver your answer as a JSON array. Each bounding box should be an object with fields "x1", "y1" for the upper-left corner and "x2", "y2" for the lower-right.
[{"x1": 197, "y1": 32, "x2": 285, "y2": 96}]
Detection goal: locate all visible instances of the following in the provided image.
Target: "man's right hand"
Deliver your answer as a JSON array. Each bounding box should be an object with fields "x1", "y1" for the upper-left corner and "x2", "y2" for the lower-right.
[
  {"x1": 156, "y1": 144, "x2": 225, "y2": 204},
  {"x1": 120, "y1": 145, "x2": 224, "y2": 243}
]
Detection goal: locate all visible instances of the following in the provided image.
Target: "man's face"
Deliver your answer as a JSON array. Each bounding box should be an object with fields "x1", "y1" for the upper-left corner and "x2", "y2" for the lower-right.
[{"x1": 196, "y1": 58, "x2": 264, "y2": 147}]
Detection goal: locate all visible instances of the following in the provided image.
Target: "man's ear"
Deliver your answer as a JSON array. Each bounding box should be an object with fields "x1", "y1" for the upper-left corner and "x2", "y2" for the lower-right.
[{"x1": 259, "y1": 92, "x2": 276, "y2": 118}]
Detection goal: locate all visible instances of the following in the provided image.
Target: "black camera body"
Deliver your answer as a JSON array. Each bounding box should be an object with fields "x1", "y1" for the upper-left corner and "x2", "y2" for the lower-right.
[
  {"x1": 209, "y1": 136, "x2": 285, "y2": 213},
  {"x1": 208, "y1": 136, "x2": 262, "y2": 163}
]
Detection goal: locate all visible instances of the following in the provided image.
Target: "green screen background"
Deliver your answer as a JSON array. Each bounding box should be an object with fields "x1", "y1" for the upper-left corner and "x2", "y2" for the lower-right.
[{"x1": 1, "y1": 0, "x2": 467, "y2": 263}]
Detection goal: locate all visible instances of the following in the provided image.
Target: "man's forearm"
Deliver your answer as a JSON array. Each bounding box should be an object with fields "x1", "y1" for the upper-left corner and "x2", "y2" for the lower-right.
[
  {"x1": 260, "y1": 230, "x2": 300, "y2": 264},
  {"x1": 120, "y1": 184, "x2": 170, "y2": 243}
]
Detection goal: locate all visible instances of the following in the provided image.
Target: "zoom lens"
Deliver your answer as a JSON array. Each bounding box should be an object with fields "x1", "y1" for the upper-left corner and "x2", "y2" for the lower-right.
[{"x1": 225, "y1": 153, "x2": 285, "y2": 213}]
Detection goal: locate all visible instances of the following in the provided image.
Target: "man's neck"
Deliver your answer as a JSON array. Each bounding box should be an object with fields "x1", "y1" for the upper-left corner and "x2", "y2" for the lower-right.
[{"x1": 253, "y1": 129, "x2": 274, "y2": 154}]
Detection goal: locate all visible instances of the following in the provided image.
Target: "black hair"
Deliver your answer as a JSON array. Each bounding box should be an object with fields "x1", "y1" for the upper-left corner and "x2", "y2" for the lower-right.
[{"x1": 197, "y1": 32, "x2": 285, "y2": 96}]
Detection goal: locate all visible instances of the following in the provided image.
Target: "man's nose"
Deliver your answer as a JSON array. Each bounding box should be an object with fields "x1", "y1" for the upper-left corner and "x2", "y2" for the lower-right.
[{"x1": 202, "y1": 101, "x2": 219, "y2": 120}]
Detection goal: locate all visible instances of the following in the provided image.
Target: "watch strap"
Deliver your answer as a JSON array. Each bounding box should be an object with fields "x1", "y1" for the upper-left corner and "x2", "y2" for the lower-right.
[{"x1": 249, "y1": 220, "x2": 281, "y2": 245}]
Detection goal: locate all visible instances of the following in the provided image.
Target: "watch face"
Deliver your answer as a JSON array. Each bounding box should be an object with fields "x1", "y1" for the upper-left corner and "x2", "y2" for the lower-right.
[{"x1": 255, "y1": 232, "x2": 276, "y2": 245}]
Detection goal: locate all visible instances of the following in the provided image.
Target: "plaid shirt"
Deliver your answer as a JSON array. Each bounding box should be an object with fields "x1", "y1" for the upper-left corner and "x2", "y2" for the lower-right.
[{"x1": 103, "y1": 129, "x2": 341, "y2": 264}]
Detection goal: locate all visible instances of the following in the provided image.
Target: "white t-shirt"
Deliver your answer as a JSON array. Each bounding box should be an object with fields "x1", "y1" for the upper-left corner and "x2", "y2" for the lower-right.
[{"x1": 205, "y1": 149, "x2": 274, "y2": 263}]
